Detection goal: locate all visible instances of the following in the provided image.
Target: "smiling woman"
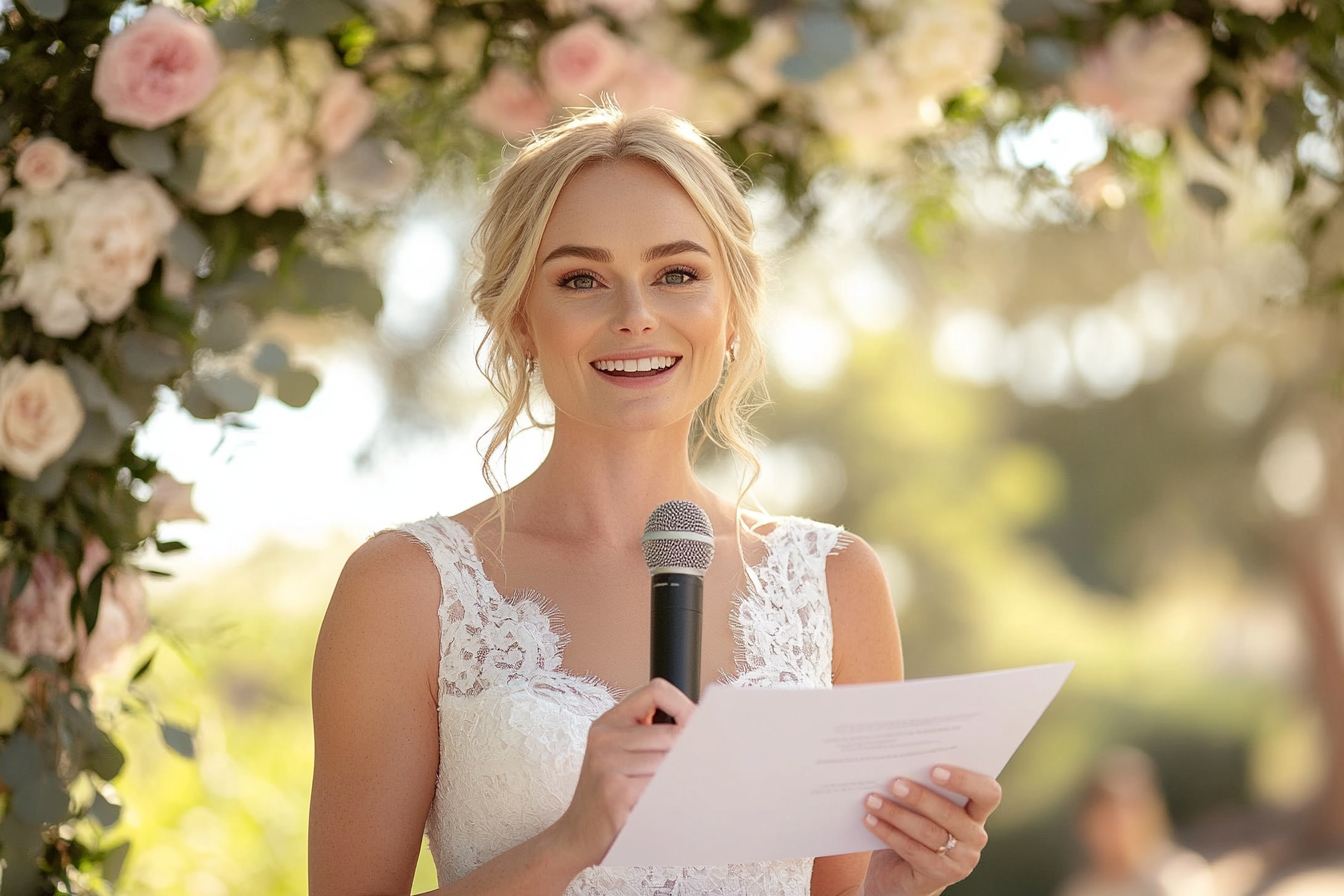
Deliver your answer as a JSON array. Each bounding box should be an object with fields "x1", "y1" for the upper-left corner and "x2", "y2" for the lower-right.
[{"x1": 308, "y1": 106, "x2": 1003, "y2": 896}]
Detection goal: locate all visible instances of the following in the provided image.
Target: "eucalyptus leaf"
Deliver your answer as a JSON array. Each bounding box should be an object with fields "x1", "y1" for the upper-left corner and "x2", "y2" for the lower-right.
[
  {"x1": 0, "y1": 731, "x2": 44, "y2": 784},
  {"x1": 19, "y1": 0, "x2": 69, "y2": 20},
  {"x1": 62, "y1": 355, "x2": 115, "y2": 411},
  {"x1": 64, "y1": 413, "x2": 123, "y2": 466},
  {"x1": 160, "y1": 722, "x2": 196, "y2": 759},
  {"x1": 0, "y1": 813, "x2": 46, "y2": 892},
  {"x1": 213, "y1": 18, "x2": 269, "y2": 49},
  {"x1": 779, "y1": 8, "x2": 857, "y2": 82},
  {"x1": 82, "y1": 562, "x2": 110, "y2": 635},
  {"x1": 167, "y1": 219, "x2": 211, "y2": 271},
  {"x1": 9, "y1": 561, "x2": 31, "y2": 601},
  {"x1": 91, "y1": 790, "x2": 122, "y2": 827},
  {"x1": 120, "y1": 331, "x2": 187, "y2": 381},
  {"x1": 1188, "y1": 181, "x2": 1230, "y2": 213},
  {"x1": 199, "y1": 373, "x2": 261, "y2": 414},
  {"x1": 277, "y1": 0, "x2": 353, "y2": 35},
  {"x1": 13, "y1": 770, "x2": 71, "y2": 825},
  {"x1": 253, "y1": 341, "x2": 289, "y2": 375},
  {"x1": 179, "y1": 381, "x2": 220, "y2": 420},
  {"x1": 102, "y1": 840, "x2": 131, "y2": 882},
  {"x1": 131, "y1": 650, "x2": 156, "y2": 682},
  {"x1": 294, "y1": 257, "x2": 383, "y2": 321},
  {"x1": 155, "y1": 539, "x2": 189, "y2": 553},
  {"x1": 166, "y1": 144, "x2": 206, "y2": 197},
  {"x1": 200, "y1": 304, "x2": 254, "y2": 353},
  {"x1": 84, "y1": 729, "x2": 126, "y2": 781},
  {"x1": 276, "y1": 368, "x2": 321, "y2": 408},
  {"x1": 109, "y1": 129, "x2": 176, "y2": 176},
  {"x1": 1259, "y1": 95, "x2": 1298, "y2": 159}
]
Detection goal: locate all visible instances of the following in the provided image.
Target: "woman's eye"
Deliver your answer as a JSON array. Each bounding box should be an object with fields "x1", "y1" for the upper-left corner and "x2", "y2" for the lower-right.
[
  {"x1": 662, "y1": 269, "x2": 697, "y2": 286},
  {"x1": 561, "y1": 273, "x2": 598, "y2": 290}
]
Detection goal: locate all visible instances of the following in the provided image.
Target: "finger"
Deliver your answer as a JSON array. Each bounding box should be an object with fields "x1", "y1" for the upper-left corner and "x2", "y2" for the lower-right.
[
  {"x1": 887, "y1": 779, "x2": 987, "y2": 849},
  {"x1": 863, "y1": 811, "x2": 975, "y2": 881},
  {"x1": 864, "y1": 792, "x2": 949, "y2": 854},
  {"x1": 929, "y1": 765, "x2": 1002, "y2": 825},
  {"x1": 634, "y1": 677, "x2": 697, "y2": 725},
  {"x1": 589, "y1": 723, "x2": 681, "y2": 755}
]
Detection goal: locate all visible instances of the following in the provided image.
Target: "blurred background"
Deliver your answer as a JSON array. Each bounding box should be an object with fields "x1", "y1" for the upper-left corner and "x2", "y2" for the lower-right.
[
  {"x1": 18, "y1": 1, "x2": 1338, "y2": 895},
  {"x1": 121, "y1": 163, "x2": 1343, "y2": 895}
]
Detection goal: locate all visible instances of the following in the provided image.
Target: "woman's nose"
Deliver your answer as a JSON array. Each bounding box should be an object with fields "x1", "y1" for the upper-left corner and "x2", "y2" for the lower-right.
[{"x1": 611, "y1": 281, "x2": 657, "y2": 334}]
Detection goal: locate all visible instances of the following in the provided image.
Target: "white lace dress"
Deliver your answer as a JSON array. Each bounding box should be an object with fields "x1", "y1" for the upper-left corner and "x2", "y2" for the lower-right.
[{"x1": 396, "y1": 514, "x2": 847, "y2": 896}]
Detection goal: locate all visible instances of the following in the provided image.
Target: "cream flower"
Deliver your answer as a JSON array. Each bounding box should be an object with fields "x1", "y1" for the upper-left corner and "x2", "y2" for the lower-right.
[
  {"x1": 0, "y1": 358, "x2": 85, "y2": 481},
  {"x1": 727, "y1": 16, "x2": 798, "y2": 100},
  {"x1": 312, "y1": 70, "x2": 379, "y2": 157},
  {"x1": 247, "y1": 139, "x2": 318, "y2": 216},
  {"x1": 285, "y1": 36, "x2": 340, "y2": 97},
  {"x1": 366, "y1": 0, "x2": 436, "y2": 38},
  {"x1": 14, "y1": 137, "x2": 79, "y2": 194},
  {"x1": 1068, "y1": 15, "x2": 1210, "y2": 130},
  {"x1": 188, "y1": 47, "x2": 298, "y2": 213},
  {"x1": 4, "y1": 553, "x2": 77, "y2": 662},
  {"x1": 433, "y1": 20, "x2": 489, "y2": 73},
  {"x1": 889, "y1": 0, "x2": 1004, "y2": 101}
]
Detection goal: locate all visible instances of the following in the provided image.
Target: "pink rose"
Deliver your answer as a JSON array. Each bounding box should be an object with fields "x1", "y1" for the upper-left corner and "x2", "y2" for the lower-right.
[
  {"x1": 1067, "y1": 15, "x2": 1210, "y2": 130},
  {"x1": 92, "y1": 5, "x2": 224, "y2": 129},
  {"x1": 1229, "y1": 0, "x2": 1290, "y2": 19},
  {"x1": 467, "y1": 66, "x2": 555, "y2": 139},
  {"x1": 247, "y1": 140, "x2": 318, "y2": 216},
  {"x1": 14, "y1": 137, "x2": 78, "y2": 194},
  {"x1": 4, "y1": 554, "x2": 77, "y2": 663},
  {"x1": 605, "y1": 51, "x2": 692, "y2": 115},
  {"x1": 312, "y1": 70, "x2": 379, "y2": 158},
  {"x1": 73, "y1": 542, "x2": 149, "y2": 682},
  {"x1": 538, "y1": 21, "x2": 629, "y2": 105}
]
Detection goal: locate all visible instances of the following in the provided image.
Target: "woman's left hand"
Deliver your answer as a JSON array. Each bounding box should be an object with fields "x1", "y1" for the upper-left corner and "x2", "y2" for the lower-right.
[{"x1": 857, "y1": 764, "x2": 1002, "y2": 896}]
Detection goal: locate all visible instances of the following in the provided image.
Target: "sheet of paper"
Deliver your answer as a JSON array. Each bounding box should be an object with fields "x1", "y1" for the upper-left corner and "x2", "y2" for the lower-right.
[{"x1": 602, "y1": 662, "x2": 1073, "y2": 868}]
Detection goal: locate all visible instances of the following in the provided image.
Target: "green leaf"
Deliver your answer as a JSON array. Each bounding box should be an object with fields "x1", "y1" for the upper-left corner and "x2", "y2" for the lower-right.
[
  {"x1": 109, "y1": 129, "x2": 176, "y2": 175},
  {"x1": 179, "y1": 381, "x2": 220, "y2": 420},
  {"x1": 294, "y1": 257, "x2": 383, "y2": 321},
  {"x1": 9, "y1": 562, "x2": 32, "y2": 601},
  {"x1": 19, "y1": 0, "x2": 69, "y2": 20},
  {"x1": 102, "y1": 840, "x2": 131, "y2": 882},
  {"x1": 277, "y1": 0, "x2": 353, "y2": 35},
  {"x1": 160, "y1": 722, "x2": 196, "y2": 759},
  {"x1": 120, "y1": 331, "x2": 187, "y2": 381},
  {"x1": 91, "y1": 790, "x2": 122, "y2": 827},
  {"x1": 155, "y1": 539, "x2": 189, "y2": 553},
  {"x1": 12, "y1": 771, "x2": 69, "y2": 826},
  {"x1": 165, "y1": 144, "x2": 206, "y2": 197},
  {"x1": 276, "y1": 368, "x2": 320, "y2": 408},
  {"x1": 198, "y1": 373, "x2": 261, "y2": 413},
  {"x1": 167, "y1": 219, "x2": 211, "y2": 271},
  {"x1": 81, "y1": 561, "x2": 111, "y2": 635},
  {"x1": 213, "y1": 18, "x2": 269, "y2": 49},
  {"x1": 131, "y1": 650, "x2": 156, "y2": 682},
  {"x1": 84, "y1": 730, "x2": 126, "y2": 782},
  {"x1": 0, "y1": 813, "x2": 46, "y2": 894},
  {"x1": 1188, "y1": 181, "x2": 1230, "y2": 213},
  {"x1": 0, "y1": 732, "x2": 45, "y2": 784},
  {"x1": 199, "y1": 304, "x2": 254, "y2": 352},
  {"x1": 1259, "y1": 94, "x2": 1299, "y2": 159},
  {"x1": 253, "y1": 341, "x2": 289, "y2": 375}
]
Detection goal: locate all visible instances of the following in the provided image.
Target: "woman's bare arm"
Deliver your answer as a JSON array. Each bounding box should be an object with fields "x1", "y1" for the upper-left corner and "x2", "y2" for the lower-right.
[{"x1": 308, "y1": 532, "x2": 693, "y2": 896}]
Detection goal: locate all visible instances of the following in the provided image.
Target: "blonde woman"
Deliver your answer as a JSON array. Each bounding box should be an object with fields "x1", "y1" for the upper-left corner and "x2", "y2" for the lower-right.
[{"x1": 309, "y1": 106, "x2": 1002, "y2": 896}]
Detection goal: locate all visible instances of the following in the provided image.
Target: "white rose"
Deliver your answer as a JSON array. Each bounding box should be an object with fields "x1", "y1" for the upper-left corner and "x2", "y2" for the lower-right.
[
  {"x1": 189, "y1": 48, "x2": 298, "y2": 213},
  {"x1": 0, "y1": 358, "x2": 85, "y2": 481},
  {"x1": 286, "y1": 36, "x2": 340, "y2": 97},
  {"x1": 433, "y1": 20, "x2": 489, "y2": 73},
  {"x1": 64, "y1": 174, "x2": 178, "y2": 323},
  {"x1": 889, "y1": 0, "x2": 1004, "y2": 101},
  {"x1": 14, "y1": 137, "x2": 79, "y2": 194},
  {"x1": 1228, "y1": 0, "x2": 1290, "y2": 20},
  {"x1": 1068, "y1": 15, "x2": 1210, "y2": 130},
  {"x1": 812, "y1": 47, "x2": 933, "y2": 155},
  {"x1": 727, "y1": 16, "x2": 798, "y2": 100},
  {"x1": 24, "y1": 272, "x2": 91, "y2": 339},
  {"x1": 366, "y1": 0, "x2": 436, "y2": 38},
  {"x1": 247, "y1": 139, "x2": 318, "y2": 216},
  {"x1": 688, "y1": 78, "x2": 758, "y2": 136}
]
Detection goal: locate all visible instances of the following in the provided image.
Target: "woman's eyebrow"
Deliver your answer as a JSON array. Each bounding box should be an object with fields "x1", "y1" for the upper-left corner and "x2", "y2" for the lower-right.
[{"x1": 540, "y1": 240, "x2": 710, "y2": 265}]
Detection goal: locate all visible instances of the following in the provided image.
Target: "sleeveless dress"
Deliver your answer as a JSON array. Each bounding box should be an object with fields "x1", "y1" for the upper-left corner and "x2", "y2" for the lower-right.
[{"x1": 395, "y1": 514, "x2": 848, "y2": 896}]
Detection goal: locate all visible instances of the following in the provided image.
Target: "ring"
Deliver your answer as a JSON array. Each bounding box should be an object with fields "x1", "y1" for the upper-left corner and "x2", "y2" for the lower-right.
[{"x1": 936, "y1": 834, "x2": 957, "y2": 856}]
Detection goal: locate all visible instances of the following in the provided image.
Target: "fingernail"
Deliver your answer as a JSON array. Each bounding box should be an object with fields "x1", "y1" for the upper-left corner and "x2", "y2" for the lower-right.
[
  {"x1": 891, "y1": 779, "x2": 910, "y2": 798},
  {"x1": 864, "y1": 814, "x2": 878, "y2": 827},
  {"x1": 866, "y1": 794, "x2": 883, "y2": 810},
  {"x1": 932, "y1": 767, "x2": 951, "y2": 783}
]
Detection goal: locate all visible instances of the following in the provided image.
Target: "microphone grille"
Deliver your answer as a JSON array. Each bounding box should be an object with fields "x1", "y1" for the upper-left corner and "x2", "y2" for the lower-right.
[{"x1": 641, "y1": 500, "x2": 715, "y2": 574}]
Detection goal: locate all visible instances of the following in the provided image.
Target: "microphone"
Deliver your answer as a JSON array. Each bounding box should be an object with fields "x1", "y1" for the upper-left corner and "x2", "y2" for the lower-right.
[{"x1": 641, "y1": 500, "x2": 715, "y2": 724}]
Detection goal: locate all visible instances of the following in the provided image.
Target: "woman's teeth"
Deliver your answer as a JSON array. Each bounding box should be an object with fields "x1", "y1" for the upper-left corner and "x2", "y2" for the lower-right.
[{"x1": 595, "y1": 356, "x2": 678, "y2": 372}]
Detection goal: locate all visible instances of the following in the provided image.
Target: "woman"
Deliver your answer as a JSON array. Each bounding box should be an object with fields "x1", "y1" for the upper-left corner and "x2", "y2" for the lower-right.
[{"x1": 309, "y1": 106, "x2": 1002, "y2": 896}]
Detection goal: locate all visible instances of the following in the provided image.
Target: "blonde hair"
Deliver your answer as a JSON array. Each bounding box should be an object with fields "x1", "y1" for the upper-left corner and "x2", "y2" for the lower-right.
[{"x1": 470, "y1": 105, "x2": 768, "y2": 505}]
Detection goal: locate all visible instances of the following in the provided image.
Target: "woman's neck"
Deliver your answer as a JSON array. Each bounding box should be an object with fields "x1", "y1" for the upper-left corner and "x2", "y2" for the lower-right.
[{"x1": 504, "y1": 417, "x2": 730, "y2": 546}]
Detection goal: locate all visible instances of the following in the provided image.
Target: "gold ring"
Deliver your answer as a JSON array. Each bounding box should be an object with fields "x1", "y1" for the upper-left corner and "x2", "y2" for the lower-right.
[{"x1": 936, "y1": 834, "x2": 957, "y2": 856}]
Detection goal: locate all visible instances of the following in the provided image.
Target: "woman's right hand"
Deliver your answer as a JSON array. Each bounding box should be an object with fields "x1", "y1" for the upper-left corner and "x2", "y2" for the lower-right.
[{"x1": 551, "y1": 677, "x2": 696, "y2": 868}]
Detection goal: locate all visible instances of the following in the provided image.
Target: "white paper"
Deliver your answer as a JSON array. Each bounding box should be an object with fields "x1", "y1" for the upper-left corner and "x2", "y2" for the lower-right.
[{"x1": 602, "y1": 662, "x2": 1073, "y2": 867}]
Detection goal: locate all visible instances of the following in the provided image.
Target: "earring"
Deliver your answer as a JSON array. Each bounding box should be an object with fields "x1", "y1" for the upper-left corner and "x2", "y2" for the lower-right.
[
  {"x1": 526, "y1": 355, "x2": 536, "y2": 375},
  {"x1": 727, "y1": 340, "x2": 739, "y2": 364}
]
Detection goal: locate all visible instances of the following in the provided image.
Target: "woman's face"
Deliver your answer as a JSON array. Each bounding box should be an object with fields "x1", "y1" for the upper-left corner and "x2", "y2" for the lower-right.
[{"x1": 521, "y1": 158, "x2": 733, "y2": 435}]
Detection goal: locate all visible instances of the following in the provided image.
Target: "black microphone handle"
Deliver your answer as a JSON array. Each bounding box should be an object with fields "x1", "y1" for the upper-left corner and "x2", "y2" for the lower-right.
[{"x1": 650, "y1": 571, "x2": 703, "y2": 724}]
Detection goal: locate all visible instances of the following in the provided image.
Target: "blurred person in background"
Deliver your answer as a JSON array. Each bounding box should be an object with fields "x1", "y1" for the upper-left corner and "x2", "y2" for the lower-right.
[{"x1": 1057, "y1": 747, "x2": 1216, "y2": 896}]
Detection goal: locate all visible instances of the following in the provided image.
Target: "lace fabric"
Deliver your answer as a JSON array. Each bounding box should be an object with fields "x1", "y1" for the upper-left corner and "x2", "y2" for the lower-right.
[{"x1": 395, "y1": 514, "x2": 845, "y2": 896}]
